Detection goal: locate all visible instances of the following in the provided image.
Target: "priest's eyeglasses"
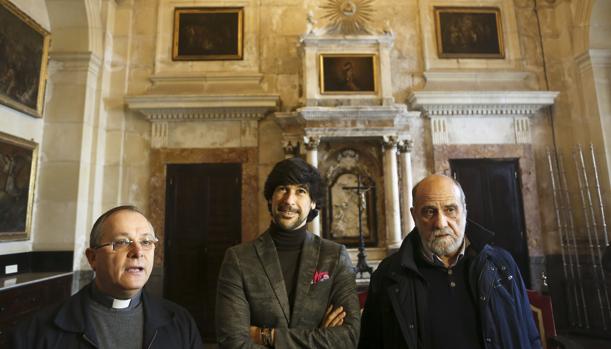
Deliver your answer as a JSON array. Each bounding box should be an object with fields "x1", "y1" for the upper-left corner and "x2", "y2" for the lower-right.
[{"x1": 94, "y1": 237, "x2": 158, "y2": 251}]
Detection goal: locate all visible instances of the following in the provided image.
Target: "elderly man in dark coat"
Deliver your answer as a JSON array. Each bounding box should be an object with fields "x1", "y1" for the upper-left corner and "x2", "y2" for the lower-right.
[{"x1": 359, "y1": 174, "x2": 541, "y2": 349}]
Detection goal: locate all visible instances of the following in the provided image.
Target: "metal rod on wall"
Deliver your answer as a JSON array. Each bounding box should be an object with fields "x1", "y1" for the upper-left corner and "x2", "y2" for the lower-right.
[
  {"x1": 559, "y1": 151, "x2": 588, "y2": 328},
  {"x1": 590, "y1": 144, "x2": 610, "y2": 247},
  {"x1": 575, "y1": 145, "x2": 607, "y2": 330},
  {"x1": 577, "y1": 144, "x2": 611, "y2": 325},
  {"x1": 547, "y1": 148, "x2": 579, "y2": 326}
]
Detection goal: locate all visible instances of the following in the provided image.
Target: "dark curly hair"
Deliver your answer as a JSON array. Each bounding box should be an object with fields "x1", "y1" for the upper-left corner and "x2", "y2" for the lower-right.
[{"x1": 264, "y1": 157, "x2": 325, "y2": 222}]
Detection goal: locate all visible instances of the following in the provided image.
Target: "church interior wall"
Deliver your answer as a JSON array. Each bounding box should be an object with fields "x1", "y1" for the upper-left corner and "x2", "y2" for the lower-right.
[{"x1": 1, "y1": 0, "x2": 610, "y2": 319}]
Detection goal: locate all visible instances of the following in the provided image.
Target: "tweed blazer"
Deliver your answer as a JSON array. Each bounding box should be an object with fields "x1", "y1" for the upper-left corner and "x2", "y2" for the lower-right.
[{"x1": 215, "y1": 230, "x2": 360, "y2": 348}]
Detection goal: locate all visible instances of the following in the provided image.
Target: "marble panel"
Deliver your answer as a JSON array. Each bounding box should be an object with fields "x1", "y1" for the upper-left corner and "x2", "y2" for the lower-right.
[
  {"x1": 240, "y1": 120, "x2": 258, "y2": 147},
  {"x1": 446, "y1": 117, "x2": 515, "y2": 144},
  {"x1": 257, "y1": 119, "x2": 284, "y2": 165},
  {"x1": 124, "y1": 165, "x2": 150, "y2": 209},
  {"x1": 166, "y1": 121, "x2": 242, "y2": 148},
  {"x1": 149, "y1": 147, "x2": 258, "y2": 267}
]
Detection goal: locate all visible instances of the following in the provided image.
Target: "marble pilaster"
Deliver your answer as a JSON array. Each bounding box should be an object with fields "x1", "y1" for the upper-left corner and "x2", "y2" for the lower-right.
[
  {"x1": 304, "y1": 136, "x2": 321, "y2": 236},
  {"x1": 383, "y1": 136, "x2": 402, "y2": 249},
  {"x1": 398, "y1": 139, "x2": 415, "y2": 237}
]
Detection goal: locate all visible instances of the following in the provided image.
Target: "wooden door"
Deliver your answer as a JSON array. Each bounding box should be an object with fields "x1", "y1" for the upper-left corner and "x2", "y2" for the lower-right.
[
  {"x1": 450, "y1": 159, "x2": 531, "y2": 287},
  {"x1": 164, "y1": 163, "x2": 242, "y2": 342}
]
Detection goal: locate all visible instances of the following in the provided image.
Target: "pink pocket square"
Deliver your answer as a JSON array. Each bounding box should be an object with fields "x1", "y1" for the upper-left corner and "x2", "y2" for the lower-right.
[{"x1": 311, "y1": 270, "x2": 330, "y2": 285}]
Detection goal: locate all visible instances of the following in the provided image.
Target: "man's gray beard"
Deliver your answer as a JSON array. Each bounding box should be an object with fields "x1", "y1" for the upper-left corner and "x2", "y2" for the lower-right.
[{"x1": 429, "y1": 233, "x2": 463, "y2": 257}]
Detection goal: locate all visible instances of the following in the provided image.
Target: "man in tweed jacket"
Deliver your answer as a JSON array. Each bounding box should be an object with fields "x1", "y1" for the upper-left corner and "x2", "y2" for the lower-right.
[{"x1": 215, "y1": 158, "x2": 360, "y2": 348}]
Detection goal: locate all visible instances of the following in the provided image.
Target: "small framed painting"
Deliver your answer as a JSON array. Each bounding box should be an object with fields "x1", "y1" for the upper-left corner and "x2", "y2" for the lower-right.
[
  {"x1": 319, "y1": 54, "x2": 377, "y2": 94},
  {"x1": 0, "y1": 132, "x2": 38, "y2": 241},
  {"x1": 172, "y1": 7, "x2": 244, "y2": 61},
  {"x1": 434, "y1": 7, "x2": 504, "y2": 59},
  {"x1": 0, "y1": 0, "x2": 50, "y2": 117}
]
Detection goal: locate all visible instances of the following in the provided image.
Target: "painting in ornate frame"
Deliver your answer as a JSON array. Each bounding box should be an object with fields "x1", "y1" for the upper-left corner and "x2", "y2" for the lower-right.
[
  {"x1": 319, "y1": 54, "x2": 377, "y2": 94},
  {"x1": 0, "y1": 132, "x2": 38, "y2": 242},
  {"x1": 172, "y1": 7, "x2": 244, "y2": 61},
  {"x1": 434, "y1": 7, "x2": 504, "y2": 59},
  {"x1": 0, "y1": 0, "x2": 50, "y2": 118}
]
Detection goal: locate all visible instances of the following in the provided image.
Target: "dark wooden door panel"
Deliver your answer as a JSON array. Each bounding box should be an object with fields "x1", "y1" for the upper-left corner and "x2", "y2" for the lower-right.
[
  {"x1": 451, "y1": 159, "x2": 531, "y2": 287},
  {"x1": 164, "y1": 163, "x2": 241, "y2": 343}
]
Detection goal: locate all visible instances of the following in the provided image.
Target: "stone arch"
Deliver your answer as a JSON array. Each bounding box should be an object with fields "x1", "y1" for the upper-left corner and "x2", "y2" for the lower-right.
[
  {"x1": 588, "y1": 0, "x2": 611, "y2": 50},
  {"x1": 45, "y1": 0, "x2": 103, "y2": 55},
  {"x1": 570, "y1": 0, "x2": 594, "y2": 54}
]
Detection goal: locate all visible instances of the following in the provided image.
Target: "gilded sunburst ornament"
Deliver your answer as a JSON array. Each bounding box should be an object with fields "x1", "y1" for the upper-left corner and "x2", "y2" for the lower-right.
[{"x1": 320, "y1": 0, "x2": 375, "y2": 34}]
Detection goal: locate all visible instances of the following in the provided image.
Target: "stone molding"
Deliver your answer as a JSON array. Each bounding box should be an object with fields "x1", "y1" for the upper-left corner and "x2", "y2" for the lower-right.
[
  {"x1": 125, "y1": 94, "x2": 280, "y2": 121},
  {"x1": 514, "y1": 117, "x2": 531, "y2": 144},
  {"x1": 149, "y1": 72, "x2": 264, "y2": 86},
  {"x1": 300, "y1": 33, "x2": 395, "y2": 48},
  {"x1": 272, "y1": 105, "x2": 417, "y2": 140},
  {"x1": 408, "y1": 91, "x2": 558, "y2": 117},
  {"x1": 297, "y1": 104, "x2": 409, "y2": 121},
  {"x1": 423, "y1": 71, "x2": 533, "y2": 84},
  {"x1": 49, "y1": 51, "x2": 102, "y2": 76}
]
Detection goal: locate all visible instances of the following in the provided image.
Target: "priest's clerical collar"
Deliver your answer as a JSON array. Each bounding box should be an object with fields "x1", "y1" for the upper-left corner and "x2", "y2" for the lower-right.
[{"x1": 90, "y1": 282, "x2": 142, "y2": 310}]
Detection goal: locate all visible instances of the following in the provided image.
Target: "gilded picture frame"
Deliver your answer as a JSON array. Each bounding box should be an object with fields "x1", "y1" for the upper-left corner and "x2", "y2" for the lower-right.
[
  {"x1": 434, "y1": 7, "x2": 505, "y2": 59},
  {"x1": 172, "y1": 7, "x2": 244, "y2": 61},
  {"x1": 319, "y1": 54, "x2": 377, "y2": 94},
  {"x1": 0, "y1": 132, "x2": 38, "y2": 242},
  {"x1": 0, "y1": 0, "x2": 50, "y2": 118}
]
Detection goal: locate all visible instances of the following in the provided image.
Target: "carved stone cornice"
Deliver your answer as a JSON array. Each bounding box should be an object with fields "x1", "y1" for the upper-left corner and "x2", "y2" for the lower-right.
[
  {"x1": 125, "y1": 94, "x2": 280, "y2": 121},
  {"x1": 297, "y1": 104, "x2": 409, "y2": 121},
  {"x1": 408, "y1": 91, "x2": 558, "y2": 117},
  {"x1": 299, "y1": 33, "x2": 395, "y2": 48},
  {"x1": 272, "y1": 106, "x2": 418, "y2": 140}
]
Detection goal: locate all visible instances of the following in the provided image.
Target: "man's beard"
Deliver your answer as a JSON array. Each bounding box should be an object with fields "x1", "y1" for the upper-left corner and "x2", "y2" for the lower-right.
[
  {"x1": 427, "y1": 227, "x2": 464, "y2": 257},
  {"x1": 273, "y1": 204, "x2": 307, "y2": 231}
]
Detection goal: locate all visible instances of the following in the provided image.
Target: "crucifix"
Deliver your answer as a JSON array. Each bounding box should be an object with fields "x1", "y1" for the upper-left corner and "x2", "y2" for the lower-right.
[{"x1": 343, "y1": 174, "x2": 374, "y2": 278}]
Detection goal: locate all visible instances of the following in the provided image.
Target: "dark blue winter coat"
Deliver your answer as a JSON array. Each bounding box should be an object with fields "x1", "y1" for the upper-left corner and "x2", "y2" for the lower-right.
[{"x1": 358, "y1": 228, "x2": 542, "y2": 349}]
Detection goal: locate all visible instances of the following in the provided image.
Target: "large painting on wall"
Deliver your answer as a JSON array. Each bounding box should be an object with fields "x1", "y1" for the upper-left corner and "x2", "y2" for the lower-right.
[
  {"x1": 0, "y1": 132, "x2": 38, "y2": 241},
  {"x1": 319, "y1": 54, "x2": 377, "y2": 94},
  {"x1": 0, "y1": 0, "x2": 50, "y2": 117},
  {"x1": 172, "y1": 7, "x2": 244, "y2": 61},
  {"x1": 434, "y1": 7, "x2": 504, "y2": 59}
]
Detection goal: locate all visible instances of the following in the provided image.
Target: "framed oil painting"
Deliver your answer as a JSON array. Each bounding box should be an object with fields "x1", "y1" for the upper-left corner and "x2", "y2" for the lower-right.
[
  {"x1": 172, "y1": 7, "x2": 244, "y2": 61},
  {"x1": 0, "y1": 132, "x2": 38, "y2": 242},
  {"x1": 434, "y1": 7, "x2": 504, "y2": 59},
  {"x1": 0, "y1": 0, "x2": 50, "y2": 117},
  {"x1": 320, "y1": 54, "x2": 377, "y2": 94}
]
